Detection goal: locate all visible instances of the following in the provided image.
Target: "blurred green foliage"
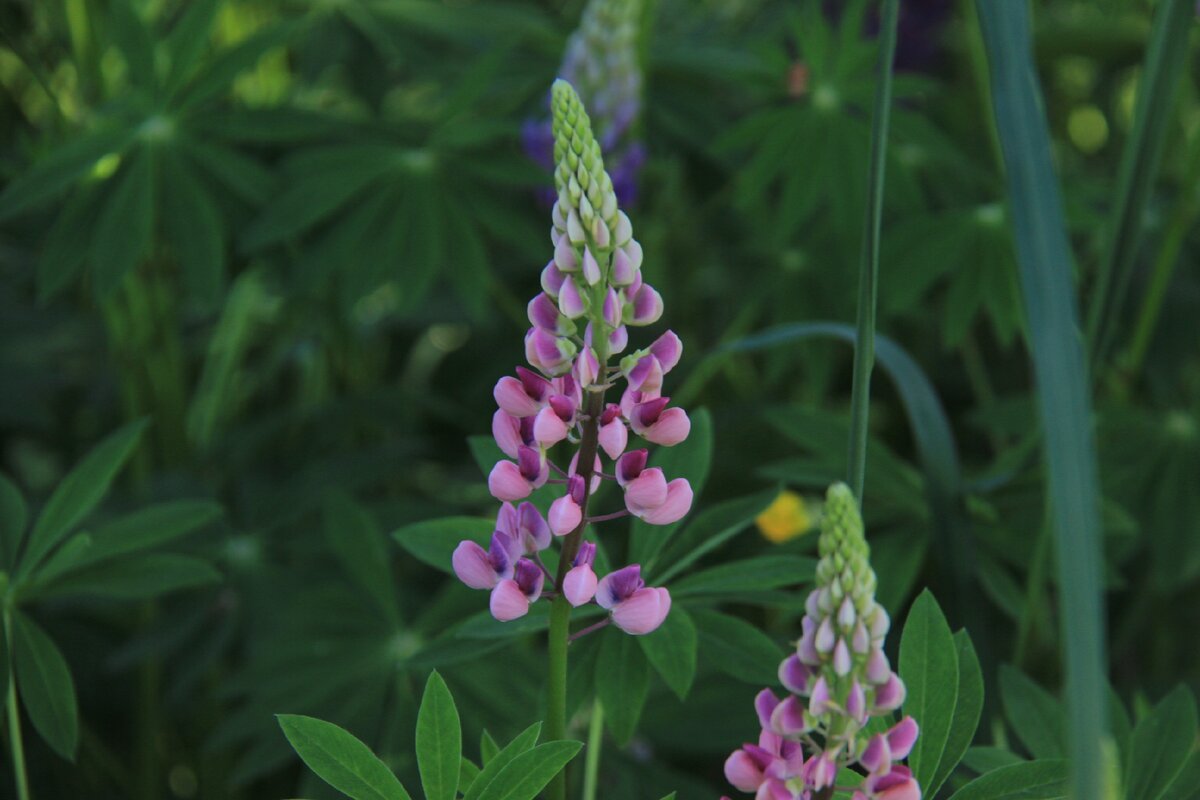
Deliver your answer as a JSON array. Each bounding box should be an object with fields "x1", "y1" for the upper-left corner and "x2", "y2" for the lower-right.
[{"x1": 0, "y1": 0, "x2": 1197, "y2": 798}]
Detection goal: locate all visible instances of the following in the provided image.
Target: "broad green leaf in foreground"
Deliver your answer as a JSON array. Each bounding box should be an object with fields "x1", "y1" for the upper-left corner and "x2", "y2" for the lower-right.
[
  {"x1": 416, "y1": 671, "x2": 462, "y2": 800},
  {"x1": 899, "y1": 590, "x2": 959, "y2": 787},
  {"x1": 278, "y1": 714, "x2": 412, "y2": 800}
]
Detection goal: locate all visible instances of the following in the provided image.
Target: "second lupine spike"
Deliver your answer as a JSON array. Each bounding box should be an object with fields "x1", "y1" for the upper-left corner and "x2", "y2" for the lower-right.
[
  {"x1": 723, "y1": 483, "x2": 922, "y2": 800},
  {"x1": 452, "y1": 80, "x2": 692, "y2": 637}
]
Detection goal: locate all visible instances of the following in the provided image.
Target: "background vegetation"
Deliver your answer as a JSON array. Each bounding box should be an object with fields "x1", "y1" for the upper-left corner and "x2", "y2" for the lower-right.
[{"x1": 0, "y1": 0, "x2": 1196, "y2": 798}]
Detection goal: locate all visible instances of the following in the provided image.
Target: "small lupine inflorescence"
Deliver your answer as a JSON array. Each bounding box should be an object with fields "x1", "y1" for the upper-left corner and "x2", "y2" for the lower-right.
[
  {"x1": 723, "y1": 484, "x2": 921, "y2": 800},
  {"x1": 453, "y1": 80, "x2": 690, "y2": 638},
  {"x1": 523, "y1": 0, "x2": 646, "y2": 205}
]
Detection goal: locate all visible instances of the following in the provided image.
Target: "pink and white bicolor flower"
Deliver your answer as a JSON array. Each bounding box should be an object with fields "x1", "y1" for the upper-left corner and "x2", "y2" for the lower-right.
[
  {"x1": 859, "y1": 717, "x2": 919, "y2": 777},
  {"x1": 852, "y1": 765, "x2": 921, "y2": 800},
  {"x1": 489, "y1": 558, "x2": 545, "y2": 622},
  {"x1": 595, "y1": 564, "x2": 671, "y2": 635},
  {"x1": 598, "y1": 404, "x2": 628, "y2": 459},
  {"x1": 488, "y1": 446, "x2": 550, "y2": 501},
  {"x1": 495, "y1": 501, "x2": 551, "y2": 554},
  {"x1": 629, "y1": 396, "x2": 691, "y2": 446},
  {"x1": 615, "y1": 450, "x2": 693, "y2": 525},
  {"x1": 452, "y1": 530, "x2": 518, "y2": 590},
  {"x1": 548, "y1": 475, "x2": 587, "y2": 536},
  {"x1": 533, "y1": 394, "x2": 578, "y2": 447},
  {"x1": 492, "y1": 410, "x2": 537, "y2": 458},
  {"x1": 525, "y1": 327, "x2": 577, "y2": 376},
  {"x1": 621, "y1": 330, "x2": 683, "y2": 394},
  {"x1": 723, "y1": 728, "x2": 805, "y2": 797},
  {"x1": 562, "y1": 540, "x2": 598, "y2": 606},
  {"x1": 494, "y1": 367, "x2": 553, "y2": 418}
]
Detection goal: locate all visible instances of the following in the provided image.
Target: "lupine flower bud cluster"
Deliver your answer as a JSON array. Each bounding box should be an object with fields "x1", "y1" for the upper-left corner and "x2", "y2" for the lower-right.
[
  {"x1": 453, "y1": 80, "x2": 691, "y2": 638},
  {"x1": 523, "y1": 0, "x2": 646, "y2": 205},
  {"x1": 723, "y1": 484, "x2": 921, "y2": 800}
]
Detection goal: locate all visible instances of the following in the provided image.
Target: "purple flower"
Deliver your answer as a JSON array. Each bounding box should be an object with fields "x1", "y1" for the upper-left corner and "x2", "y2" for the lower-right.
[{"x1": 595, "y1": 564, "x2": 671, "y2": 635}]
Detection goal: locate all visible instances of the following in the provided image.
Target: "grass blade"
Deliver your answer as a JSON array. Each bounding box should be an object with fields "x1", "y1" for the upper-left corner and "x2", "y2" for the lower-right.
[
  {"x1": 975, "y1": 5, "x2": 1108, "y2": 798},
  {"x1": 847, "y1": 0, "x2": 899, "y2": 503},
  {"x1": 1085, "y1": 0, "x2": 1194, "y2": 372}
]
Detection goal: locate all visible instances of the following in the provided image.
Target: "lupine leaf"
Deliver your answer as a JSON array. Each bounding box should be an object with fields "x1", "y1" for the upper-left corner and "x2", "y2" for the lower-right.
[
  {"x1": 596, "y1": 629, "x2": 651, "y2": 745},
  {"x1": 899, "y1": 590, "x2": 959, "y2": 788},
  {"x1": 37, "y1": 184, "x2": 101, "y2": 303},
  {"x1": 79, "y1": 500, "x2": 221, "y2": 566},
  {"x1": 322, "y1": 492, "x2": 397, "y2": 624},
  {"x1": 1158, "y1": 750, "x2": 1200, "y2": 800},
  {"x1": 637, "y1": 606, "x2": 697, "y2": 700},
  {"x1": 163, "y1": 0, "x2": 220, "y2": 89},
  {"x1": 473, "y1": 740, "x2": 583, "y2": 800},
  {"x1": 463, "y1": 723, "x2": 541, "y2": 800},
  {"x1": 392, "y1": 517, "x2": 493, "y2": 574},
  {"x1": 278, "y1": 714, "x2": 413, "y2": 800},
  {"x1": 416, "y1": 671, "x2": 461, "y2": 800},
  {"x1": 0, "y1": 127, "x2": 136, "y2": 220},
  {"x1": 1125, "y1": 685, "x2": 1198, "y2": 800},
  {"x1": 961, "y1": 747, "x2": 1025, "y2": 775},
  {"x1": 91, "y1": 150, "x2": 156, "y2": 297},
  {"x1": 459, "y1": 758, "x2": 481, "y2": 795},
  {"x1": 108, "y1": 0, "x2": 156, "y2": 89},
  {"x1": 0, "y1": 475, "x2": 27, "y2": 570},
  {"x1": 629, "y1": 408, "x2": 713, "y2": 572},
  {"x1": 691, "y1": 609, "x2": 782, "y2": 685},
  {"x1": 174, "y1": 21, "x2": 300, "y2": 109},
  {"x1": 668, "y1": 555, "x2": 817, "y2": 598},
  {"x1": 19, "y1": 420, "x2": 147, "y2": 578},
  {"x1": 161, "y1": 151, "x2": 226, "y2": 308},
  {"x1": 25, "y1": 554, "x2": 220, "y2": 601},
  {"x1": 999, "y1": 665, "x2": 1065, "y2": 760},
  {"x1": 947, "y1": 760, "x2": 1068, "y2": 800},
  {"x1": 13, "y1": 612, "x2": 78, "y2": 761},
  {"x1": 926, "y1": 631, "x2": 985, "y2": 797}
]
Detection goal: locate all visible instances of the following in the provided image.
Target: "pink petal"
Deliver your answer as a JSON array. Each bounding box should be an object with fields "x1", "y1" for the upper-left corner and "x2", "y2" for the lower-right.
[
  {"x1": 548, "y1": 494, "x2": 582, "y2": 536},
  {"x1": 599, "y1": 419, "x2": 628, "y2": 460},
  {"x1": 582, "y1": 247, "x2": 602, "y2": 285},
  {"x1": 494, "y1": 376, "x2": 541, "y2": 418},
  {"x1": 624, "y1": 468, "x2": 669, "y2": 514},
  {"x1": 724, "y1": 750, "x2": 765, "y2": 792},
  {"x1": 639, "y1": 479, "x2": 693, "y2": 525},
  {"x1": 873, "y1": 673, "x2": 907, "y2": 712},
  {"x1": 627, "y1": 283, "x2": 663, "y2": 326},
  {"x1": 860, "y1": 733, "x2": 891, "y2": 775},
  {"x1": 886, "y1": 716, "x2": 919, "y2": 761},
  {"x1": 778, "y1": 654, "x2": 812, "y2": 695},
  {"x1": 641, "y1": 407, "x2": 691, "y2": 446},
  {"x1": 769, "y1": 695, "x2": 808, "y2": 736},
  {"x1": 533, "y1": 406, "x2": 570, "y2": 447},
  {"x1": 492, "y1": 410, "x2": 523, "y2": 458},
  {"x1": 558, "y1": 277, "x2": 587, "y2": 319},
  {"x1": 562, "y1": 564, "x2": 598, "y2": 606},
  {"x1": 541, "y1": 261, "x2": 566, "y2": 297},
  {"x1": 612, "y1": 587, "x2": 671, "y2": 635},
  {"x1": 452, "y1": 540, "x2": 498, "y2": 590},
  {"x1": 650, "y1": 331, "x2": 683, "y2": 373},
  {"x1": 754, "y1": 689, "x2": 780, "y2": 731},
  {"x1": 488, "y1": 460, "x2": 531, "y2": 501},
  {"x1": 489, "y1": 580, "x2": 531, "y2": 621}
]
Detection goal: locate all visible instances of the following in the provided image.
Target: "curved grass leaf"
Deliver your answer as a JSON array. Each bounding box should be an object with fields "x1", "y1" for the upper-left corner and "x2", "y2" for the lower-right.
[
  {"x1": 596, "y1": 630, "x2": 651, "y2": 745},
  {"x1": 278, "y1": 714, "x2": 413, "y2": 800},
  {"x1": 637, "y1": 606, "x2": 697, "y2": 700},
  {"x1": 13, "y1": 612, "x2": 78, "y2": 761},
  {"x1": 18, "y1": 419, "x2": 147, "y2": 579},
  {"x1": 899, "y1": 590, "x2": 959, "y2": 788},
  {"x1": 948, "y1": 759, "x2": 1068, "y2": 800},
  {"x1": 474, "y1": 740, "x2": 583, "y2": 800},
  {"x1": 392, "y1": 517, "x2": 493, "y2": 574},
  {"x1": 416, "y1": 671, "x2": 462, "y2": 800},
  {"x1": 976, "y1": 6, "x2": 1109, "y2": 797}
]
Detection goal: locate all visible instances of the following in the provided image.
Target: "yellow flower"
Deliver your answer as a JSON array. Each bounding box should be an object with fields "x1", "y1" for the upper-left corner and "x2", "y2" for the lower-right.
[{"x1": 756, "y1": 490, "x2": 815, "y2": 544}]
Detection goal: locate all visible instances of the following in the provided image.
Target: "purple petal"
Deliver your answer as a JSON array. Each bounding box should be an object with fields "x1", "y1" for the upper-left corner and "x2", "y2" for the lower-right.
[
  {"x1": 452, "y1": 540, "x2": 499, "y2": 590},
  {"x1": 489, "y1": 580, "x2": 531, "y2": 621}
]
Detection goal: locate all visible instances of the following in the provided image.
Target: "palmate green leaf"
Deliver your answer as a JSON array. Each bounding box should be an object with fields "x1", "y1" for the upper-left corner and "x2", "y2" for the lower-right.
[
  {"x1": 278, "y1": 714, "x2": 413, "y2": 800},
  {"x1": 161, "y1": 150, "x2": 226, "y2": 308},
  {"x1": 1125, "y1": 685, "x2": 1198, "y2": 800},
  {"x1": 24, "y1": 554, "x2": 220, "y2": 602},
  {"x1": 0, "y1": 126, "x2": 136, "y2": 221},
  {"x1": 977, "y1": 6, "x2": 1109, "y2": 798},
  {"x1": 926, "y1": 631, "x2": 985, "y2": 797},
  {"x1": 948, "y1": 760, "x2": 1068, "y2": 800},
  {"x1": 37, "y1": 183, "x2": 102, "y2": 303},
  {"x1": 26, "y1": 532, "x2": 92, "y2": 587},
  {"x1": 108, "y1": 0, "x2": 156, "y2": 89},
  {"x1": 596, "y1": 629, "x2": 651, "y2": 745},
  {"x1": 637, "y1": 606, "x2": 697, "y2": 700},
  {"x1": 899, "y1": 590, "x2": 959, "y2": 788},
  {"x1": 178, "y1": 135, "x2": 274, "y2": 206},
  {"x1": 690, "y1": 609, "x2": 782, "y2": 685},
  {"x1": 652, "y1": 487, "x2": 778, "y2": 584},
  {"x1": 18, "y1": 419, "x2": 147, "y2": 579},
  {"x1": 999, "y1": 666, "x2": 1065, "y2": 760},
  {"x1": 293, "y1": 189, "x2": 396, "y2": 291},
  {"x1": 0, "y1": 475, "x2": 27, "y2": 570},
  {"x1": 322, "y1": 492, "x2": 397, "y2": 625},
  {"x1": 629, "y1": 408, "x2": 713, "y2": 572},
  {"x1": 13, "y1": 612, "x2": 78, "y2": 761},
  {"x1": 173, "y1": 20, "x2": 301, "y2": 110},
  {"x1": 961, "y1": 747, "x2": 1025, "y2": 775},
  {"x1": 444, "y1": 204, "x2": 492, "y2": 321},
  {"x1": 163, "y1": 0, "x2": 221, "y2": 90},
  {"x1": 416, "y1": 671, "x2": 461, "y2": 800},
  {"x1": 80, "y1": 500, "x2": 221, "y2": 566},
  {"x1": 392, "y1": 517, "x2": 493, "y2": 574},
  {"x1": 668, "y1": 555, "x2": 817, "y2": 598},
  {"x1": 474, "y1": 741, "x2": 583, "y2": 800},
  {"x1": 91, "y1": 149, "x2": 156, "y2": 297},
  {"x1": 463, "y1": 723, "x2": 541, "y2": 800}
]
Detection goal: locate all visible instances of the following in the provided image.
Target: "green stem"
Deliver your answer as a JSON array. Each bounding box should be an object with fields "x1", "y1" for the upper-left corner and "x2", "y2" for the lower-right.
[
  {"x1": 582, "y1": 700, "x2": 604, "y2": 800},
  {"x1": 545, "y1": 388, "x2": 605, "y2": 800},
  {"x1": 5, "y1": 612, "x2": 30, "y2": 800},
  {"x1": 846, "y1": 0, "x2": 899, "y2": 502}
]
